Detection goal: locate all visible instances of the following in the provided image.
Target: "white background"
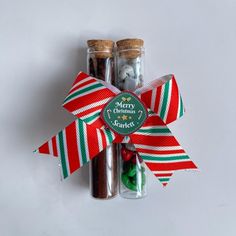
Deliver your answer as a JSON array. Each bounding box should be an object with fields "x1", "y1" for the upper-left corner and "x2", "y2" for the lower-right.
[{"x1": 1, "y1": 0, "x2": 236, "y2": 235}]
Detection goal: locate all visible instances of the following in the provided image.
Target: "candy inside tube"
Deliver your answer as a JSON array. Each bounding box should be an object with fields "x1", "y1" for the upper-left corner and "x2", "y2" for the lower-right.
[{"x1": 116, "y1": 38, "x2": 147, "y2": 199}]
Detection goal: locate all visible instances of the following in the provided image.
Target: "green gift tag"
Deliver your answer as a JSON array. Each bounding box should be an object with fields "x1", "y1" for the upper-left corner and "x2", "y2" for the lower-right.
[{"x1": 102, "y1": 92, "x2": 148, "y2": 136}]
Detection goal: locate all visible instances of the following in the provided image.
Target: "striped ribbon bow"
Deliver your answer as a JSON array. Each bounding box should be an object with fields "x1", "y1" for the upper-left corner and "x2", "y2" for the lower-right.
[{"x1": 35, "y1": 72, "x2": 197, "y2": 186}]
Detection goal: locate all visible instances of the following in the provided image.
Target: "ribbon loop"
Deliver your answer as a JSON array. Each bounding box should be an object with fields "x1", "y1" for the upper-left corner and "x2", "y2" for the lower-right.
[
  {"x1": 135, "y1": 75, "x2": 185, "y2": 124},
  {"x1": 63, "y1": 72, "x2": 117, "y2": 128}
]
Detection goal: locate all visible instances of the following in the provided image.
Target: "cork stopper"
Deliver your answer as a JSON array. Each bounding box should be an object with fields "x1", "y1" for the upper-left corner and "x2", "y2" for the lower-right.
[
  {"x1": 116, "y1": 38, "x2": 144, "y2": 59},
  {"x1": 87, "y1": 39, "x2": 114, "y2": 58}
]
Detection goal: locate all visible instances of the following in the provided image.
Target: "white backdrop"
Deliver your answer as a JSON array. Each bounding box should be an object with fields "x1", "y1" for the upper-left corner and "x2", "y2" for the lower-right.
[{"x1": 1, "y1": 0, "x2": 236, "y2": 235}]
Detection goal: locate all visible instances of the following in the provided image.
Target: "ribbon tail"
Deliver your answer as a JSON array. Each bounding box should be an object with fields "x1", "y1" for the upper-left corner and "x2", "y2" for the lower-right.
[
  {"x1": 35, "y1": 119, "x2": 116, "y2": 179},
  {"x1": 130, "y1": 116, "x2": 197, "y2": 187}
]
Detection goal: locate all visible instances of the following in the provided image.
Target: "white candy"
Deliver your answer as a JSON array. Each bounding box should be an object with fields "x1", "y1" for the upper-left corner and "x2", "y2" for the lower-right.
[
  {"x1": 119, "y1": 64, "x2": 135, "y2": 81},
  {"x1": 124, "y1": 77, "x2": 138, "y2": 90},
  {"x1": 118, "y1": 62, "x2": 143, "y2": 90}
]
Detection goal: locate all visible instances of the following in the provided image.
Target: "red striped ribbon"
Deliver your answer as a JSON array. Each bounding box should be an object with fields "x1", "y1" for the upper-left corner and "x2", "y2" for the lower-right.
[{"x1": 35, "y1": 72, "x2": 197, "y2": 186}]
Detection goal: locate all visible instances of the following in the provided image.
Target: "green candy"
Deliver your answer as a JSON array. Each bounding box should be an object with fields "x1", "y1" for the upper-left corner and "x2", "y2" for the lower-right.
[
  {"x1": 121, "y1": 173, "x2": 137, "y2": 191},
  {"x1": 121, "y1": 164, "x2": 146, "y2": 191},
  {"x1": 127, "y1": 164, "x2": 136, "y2": 177}
]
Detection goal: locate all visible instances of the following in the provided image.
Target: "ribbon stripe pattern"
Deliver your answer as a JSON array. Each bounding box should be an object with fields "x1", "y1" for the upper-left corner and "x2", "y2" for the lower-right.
[{"x1": 35, "y1": 72, "x2": 197, "y2": 186}]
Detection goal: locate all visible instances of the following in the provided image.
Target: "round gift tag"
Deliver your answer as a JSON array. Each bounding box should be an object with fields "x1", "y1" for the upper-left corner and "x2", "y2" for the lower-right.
[{"x1": 102, "y1": 91, "x2": 148, "y2": 136}]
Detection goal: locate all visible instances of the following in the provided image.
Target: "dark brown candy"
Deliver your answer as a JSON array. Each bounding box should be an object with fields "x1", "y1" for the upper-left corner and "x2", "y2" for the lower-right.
[{"x1": 87, "y1": 40, "x2": 117, "y2": 199}]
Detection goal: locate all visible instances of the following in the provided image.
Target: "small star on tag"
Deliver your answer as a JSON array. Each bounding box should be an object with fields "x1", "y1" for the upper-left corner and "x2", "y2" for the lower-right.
[{"x1": 121, "y1": 115, "x2": 128, "y2": 120}]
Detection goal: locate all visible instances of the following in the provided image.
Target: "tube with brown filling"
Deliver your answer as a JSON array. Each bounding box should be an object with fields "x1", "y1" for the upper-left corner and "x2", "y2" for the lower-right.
[{"x1": 87, "y1": 40, "x2": 118, "y2": 199}]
